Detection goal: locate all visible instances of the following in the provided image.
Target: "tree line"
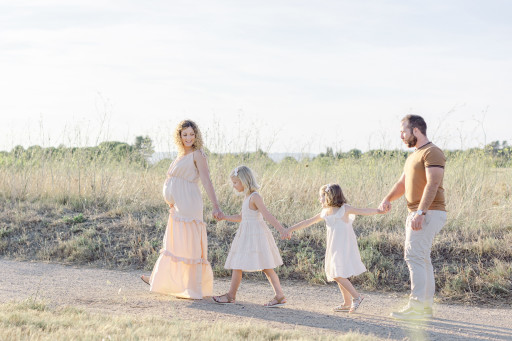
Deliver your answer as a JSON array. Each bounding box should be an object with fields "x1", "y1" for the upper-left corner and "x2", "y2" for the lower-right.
[{"x1": 1, "y1": 138, "x2": 510, "y2": 168}]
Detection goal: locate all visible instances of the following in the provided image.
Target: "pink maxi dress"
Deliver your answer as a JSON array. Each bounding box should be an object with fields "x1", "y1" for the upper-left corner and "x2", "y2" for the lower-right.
[{"x1": 148, "y1": 151, "x2": 213, "y2": 299}]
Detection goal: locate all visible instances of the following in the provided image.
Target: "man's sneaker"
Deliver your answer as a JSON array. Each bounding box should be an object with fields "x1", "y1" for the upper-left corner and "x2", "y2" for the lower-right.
[
  {"x1": 390, "y1": 305, "x2": 427, "y2": 320},
  {"x1": 423, "y1": 306, "x2": 433, "y2": 318}
]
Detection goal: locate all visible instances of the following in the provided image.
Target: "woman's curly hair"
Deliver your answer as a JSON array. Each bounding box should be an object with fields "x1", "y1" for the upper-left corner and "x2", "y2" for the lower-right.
[{"x1": 174, "y1": 119, "x2": 204, "y2": 155}]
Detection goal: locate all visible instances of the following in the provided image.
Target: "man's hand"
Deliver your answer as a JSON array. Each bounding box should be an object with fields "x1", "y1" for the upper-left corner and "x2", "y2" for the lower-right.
[
  {"x1": 410, "y1": 213, "x2": 424, "y2": 230},
  {"x1": 379, "y1": 200, "x2": 392, "y2": 213}
]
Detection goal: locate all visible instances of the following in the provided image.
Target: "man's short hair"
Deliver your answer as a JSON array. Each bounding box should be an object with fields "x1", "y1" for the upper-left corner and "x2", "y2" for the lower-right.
[{"x1": 402, "y1": 115, "x2": 427, "y2": 135}]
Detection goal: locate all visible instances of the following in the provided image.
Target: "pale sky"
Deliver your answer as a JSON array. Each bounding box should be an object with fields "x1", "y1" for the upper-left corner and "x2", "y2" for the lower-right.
[{"x1": 1, "y1": 0, "x2": 511, "y2": 154}]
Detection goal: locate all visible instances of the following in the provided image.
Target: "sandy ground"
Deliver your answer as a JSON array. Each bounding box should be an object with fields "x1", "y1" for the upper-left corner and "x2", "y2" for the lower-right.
[{"x1": 0, "y1": 259, "x2": 511, "y2": 341}]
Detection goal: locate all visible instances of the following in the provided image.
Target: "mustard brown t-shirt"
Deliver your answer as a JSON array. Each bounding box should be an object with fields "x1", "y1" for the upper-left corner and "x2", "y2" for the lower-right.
[{"x1": 404, "y1": 142, "x2": 446, "y2": 212}]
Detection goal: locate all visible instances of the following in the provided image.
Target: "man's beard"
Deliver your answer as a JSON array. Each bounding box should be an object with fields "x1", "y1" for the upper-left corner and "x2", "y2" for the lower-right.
[{"x1": 405, "y1": 135, "x2": 417, "y2": 148}]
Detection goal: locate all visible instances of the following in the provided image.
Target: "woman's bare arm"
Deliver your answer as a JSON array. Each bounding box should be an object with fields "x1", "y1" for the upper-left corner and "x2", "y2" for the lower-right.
[{"x1": 194, "y1": 150, "x2": 222, "y2": 218}]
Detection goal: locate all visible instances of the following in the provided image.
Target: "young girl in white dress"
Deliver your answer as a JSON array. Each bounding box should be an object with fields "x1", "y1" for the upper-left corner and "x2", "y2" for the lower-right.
[
  {"x1": 213, "y1": 166, "x2": 289, "y2": 307},
  {"x1": 287, "y1": 184, "x2": 384, "y2": 313}
]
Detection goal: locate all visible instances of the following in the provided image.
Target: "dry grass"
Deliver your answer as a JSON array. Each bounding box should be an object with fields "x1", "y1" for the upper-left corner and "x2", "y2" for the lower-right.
[
  {"x1": 0, "y1": 298, "x2": 381, "y2": 341},
  {"x1": 0, "y1": 150, "x2": 511, "y2": 304}
]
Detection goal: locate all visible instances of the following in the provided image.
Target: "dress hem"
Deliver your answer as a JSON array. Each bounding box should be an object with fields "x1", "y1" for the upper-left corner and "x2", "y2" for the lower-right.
[
  {"x1": 224, "y1": 264, "x2": 283, "y2": 272},
  {"x1": 326, "y1": 270, "x2": 366, "y2": 281}
]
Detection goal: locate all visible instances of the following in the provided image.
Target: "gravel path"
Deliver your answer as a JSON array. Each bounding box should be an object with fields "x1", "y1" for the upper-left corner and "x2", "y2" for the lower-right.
[{"x1": 1, "y1": 259, "x2": 510, "y2": 340}]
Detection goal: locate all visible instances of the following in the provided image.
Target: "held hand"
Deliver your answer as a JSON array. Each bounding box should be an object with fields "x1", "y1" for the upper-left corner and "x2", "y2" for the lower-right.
[
  {"x1": 286, "y1": 228, "x2": 293, "y2": 240},
  {"x1": 379, "y1": 200, "x2": 391, "y2": 213},
  {"x1": 280, "y1": 229, "x2": 290, "y2": 240},
  {"x1": 376, "y1": 208, "x2": 386, "y2": 214},
  {"x1": 212, "y1": 208, "x2": 223, "y2": 220},
  {"x1": 410, "y1": 214, "x2": 424, "y2": 231}
]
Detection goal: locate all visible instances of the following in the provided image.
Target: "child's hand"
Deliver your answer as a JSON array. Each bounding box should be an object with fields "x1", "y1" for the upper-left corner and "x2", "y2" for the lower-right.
[
  {"x1": 212, "y1": 208, "x2": 224, "y2": 220},
  {"x1": 279, "y1": 229, "x2": 290, "y2": 240},
  {"x1": 378, "y1": 200, "x2": 391, "y2": 213},
  {"x1": 377, "y1": 208, "x2": 386, "y2": 214},
  {"x1": 281, "y1": 229, "x2": 292, "y2": 240},
  {"x1": 286, "y1": 229, "x2": 293, "y2": 239}
]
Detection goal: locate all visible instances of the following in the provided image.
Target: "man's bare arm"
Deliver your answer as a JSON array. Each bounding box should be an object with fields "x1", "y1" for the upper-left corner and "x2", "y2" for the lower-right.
[{"x1": 418, "y1": 167, "x2": 444, "y2": 212}]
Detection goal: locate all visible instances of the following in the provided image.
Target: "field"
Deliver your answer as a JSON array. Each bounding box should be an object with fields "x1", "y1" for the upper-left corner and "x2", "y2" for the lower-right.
[
  {"x1": 1, "y1": 298, "x2": 377, "y2": 341},
  {"x1": 0, "y1": 147, "x2": 511, "y2": 304}
]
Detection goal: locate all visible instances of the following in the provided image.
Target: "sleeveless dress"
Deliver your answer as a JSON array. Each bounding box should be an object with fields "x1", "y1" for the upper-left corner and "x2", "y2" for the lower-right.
[
  {"x1": 148, "y1": 151, "x2": 213, "y2": 299},
  {"x1": 224, "y1": 192, "x2": 283, "y2": 271},
  {"x1": 322, "y1": 205, "x2": 366, "y2": 281}
]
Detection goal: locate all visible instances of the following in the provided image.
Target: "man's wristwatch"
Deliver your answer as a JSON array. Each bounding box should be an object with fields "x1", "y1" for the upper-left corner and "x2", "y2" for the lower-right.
[{"x1": 416, "y1": 210, "x2": 427, "y2": 216}]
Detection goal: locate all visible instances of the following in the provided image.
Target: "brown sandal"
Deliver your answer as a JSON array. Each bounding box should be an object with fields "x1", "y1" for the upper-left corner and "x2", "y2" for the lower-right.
[
  {"x1": 263, "y1": 295, "x2": 286, "y2": 308},
  {"x1": 140, "y1": 275, "x2": 150, "y2": 285},
  {"x1": 212, "y1": 293, "x2": 235, "y2": 304}
]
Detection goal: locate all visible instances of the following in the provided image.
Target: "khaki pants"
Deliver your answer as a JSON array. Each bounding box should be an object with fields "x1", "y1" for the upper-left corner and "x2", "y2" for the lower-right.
[{"x1": 404, "y1": 210, "x2": 447, "y2": 308}]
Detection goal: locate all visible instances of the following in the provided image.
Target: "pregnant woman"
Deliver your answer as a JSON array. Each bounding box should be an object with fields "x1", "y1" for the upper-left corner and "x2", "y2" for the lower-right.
[{"x1": 141, "y1": 119, "x2": 223, "y2": 299}]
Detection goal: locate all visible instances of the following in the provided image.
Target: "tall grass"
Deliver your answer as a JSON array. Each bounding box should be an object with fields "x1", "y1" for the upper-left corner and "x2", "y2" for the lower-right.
[{"x1": 0, "y1": 148, "x2": 511, "y2": 304}]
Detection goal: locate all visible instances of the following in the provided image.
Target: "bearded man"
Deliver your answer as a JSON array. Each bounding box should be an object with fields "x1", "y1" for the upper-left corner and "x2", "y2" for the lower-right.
[{"x1": 379, "y1": 114, "x2": 447, "y2": 320}]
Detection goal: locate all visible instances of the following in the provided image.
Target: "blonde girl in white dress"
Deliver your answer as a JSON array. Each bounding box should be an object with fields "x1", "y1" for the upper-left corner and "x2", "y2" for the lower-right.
[
  {"x1": 287, "y1": 184, "x2": 384, "y2": 313},
  {"x1": 213, "y1": 166, "x2": 290, "y2": 307}
]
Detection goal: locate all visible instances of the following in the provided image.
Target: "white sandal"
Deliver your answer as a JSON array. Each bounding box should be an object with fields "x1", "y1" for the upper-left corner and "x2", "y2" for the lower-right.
[
  {"x1": 333, "y1": 304, "x2": 351, "y2": 312},
  {"x1": 349, "y1": 295, "x2": 364, "y2": 313}
]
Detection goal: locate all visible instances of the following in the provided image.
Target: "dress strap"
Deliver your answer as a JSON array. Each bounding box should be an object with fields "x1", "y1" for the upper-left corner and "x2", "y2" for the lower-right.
[
  {"x1": 248, "y1": 191, "x2": 259, "y2": 202},
  {"x1": 320, "y1": 208, "x2": 327, "y2": 219},
  {"x1": 336, "y1": 205, "x2": 346, "y2": 217},
  {"x1": 198, "y1": 148, "x2": 207, "y2": 158},
  {"x1": 244, "y1": 191, "x2": 258, "y2": 207}
]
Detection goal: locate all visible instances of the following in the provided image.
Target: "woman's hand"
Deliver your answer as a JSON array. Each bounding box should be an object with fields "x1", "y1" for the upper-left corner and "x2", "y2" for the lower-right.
[{"x1": 212, "y1": 207, "x2": 224, "y2": 220}]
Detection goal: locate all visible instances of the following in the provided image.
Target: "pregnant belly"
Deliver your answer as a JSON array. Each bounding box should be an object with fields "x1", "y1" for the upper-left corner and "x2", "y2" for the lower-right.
[
  {"x1": 162, "y1": 177, "x2": 201, "y2": 206},
  {"x1": 162, "y1": 178, "x2": 175, "y2": 204}
]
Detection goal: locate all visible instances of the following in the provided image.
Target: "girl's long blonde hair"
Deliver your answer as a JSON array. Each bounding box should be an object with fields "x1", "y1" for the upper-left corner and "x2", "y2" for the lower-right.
[
  {"x1": 230, "y1": 166, "x2": 260, "y2": 195},
  {"x1": 174, "y1": 119, "x2": 204, "y2": 155}
]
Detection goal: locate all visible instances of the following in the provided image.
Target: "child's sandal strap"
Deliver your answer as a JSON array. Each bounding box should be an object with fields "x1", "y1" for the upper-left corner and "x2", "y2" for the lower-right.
[
  {"x1": 349, "y1": 295, "x2": 365, "y2": 313},
  {"x1": 264, "y1": 295, "x2": 286, "y2": 308},
  {"x1": 213, "y1": 293, "x2": 235, "y2": 304}
]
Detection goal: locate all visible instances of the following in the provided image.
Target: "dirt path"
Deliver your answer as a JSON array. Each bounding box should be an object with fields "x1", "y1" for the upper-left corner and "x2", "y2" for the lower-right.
[{"x1": 1, "y1": 259, "x2": 510, "y2": 340}]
